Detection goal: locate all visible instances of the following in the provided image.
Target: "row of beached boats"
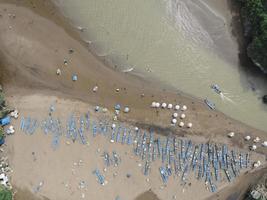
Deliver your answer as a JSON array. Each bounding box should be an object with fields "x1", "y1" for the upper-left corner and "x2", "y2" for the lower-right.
[
  {"x1": 19, "y1": 112, "x2": 251, "y2": 192},
  {"x1": 133, "y1": 133, "x2": 250, "y2": 192}
]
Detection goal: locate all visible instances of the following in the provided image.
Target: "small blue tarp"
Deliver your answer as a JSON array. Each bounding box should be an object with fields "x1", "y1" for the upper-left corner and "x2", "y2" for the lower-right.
[
  {"x1": 0, "y1": 116, "x2": 10, "y2": 126},
  {"x1": 72, "y1": 74, "x2": 78, "y2": 81},
  {"x1": 114, "y1": 104, "x2": 121, "y2": 111},
  {"x1": 0, "y1": 138, "x2": 5, "y2": 146}
]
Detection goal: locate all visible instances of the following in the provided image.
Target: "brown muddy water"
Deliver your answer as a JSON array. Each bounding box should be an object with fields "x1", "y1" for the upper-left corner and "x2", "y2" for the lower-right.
[{"x1": 52, "y1": 0, "x2": 267, "y2": 132}]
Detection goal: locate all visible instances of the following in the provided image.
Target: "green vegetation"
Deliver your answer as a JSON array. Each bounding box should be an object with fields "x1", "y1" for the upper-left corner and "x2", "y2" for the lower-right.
[
  {"x1": 0, "y1": 185, "x2": 12, "y2": 200},
  {"x1": 0, "y1": 92, "x2": 4, "y2": 109},
  {"x1": 237, "y1": 0, "x2": 267, "y2": 72},
  {"x1": 0, "y1": 89, "x2": 9, "y2": 119},
  {"x1": 0, "y1": 127, "x2": 3, "y2": 140}
]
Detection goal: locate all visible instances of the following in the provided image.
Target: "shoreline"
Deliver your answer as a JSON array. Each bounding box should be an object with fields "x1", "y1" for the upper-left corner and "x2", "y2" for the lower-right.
[
  {"x1": 6, "y1": 93, "x2": 267, "y2": 200},
  {"x1": 0, "y1": 1, "x2": 266, "y2": 200},
  {"x1": 3, "y1": 0, "x2": 267, "y2": 133},
  {"x1": 1, "y1": 0, "x2": 266, "y2": 136},
  {"x1": 0, "y1": 0, "x2": 266, "y2": 151}
]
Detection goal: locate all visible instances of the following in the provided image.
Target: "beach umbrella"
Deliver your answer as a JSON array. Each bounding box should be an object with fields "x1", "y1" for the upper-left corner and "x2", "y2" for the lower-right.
[
  {"x1": 167, "y1": 104, "x2": 173, "y2": 109},
  {"x1": 111, "y1": 123, "x2": 116, "y2": 129},
  {"x1": 180, "y1": 114, "x2": 186, "y2": 119},
  {"x1": 173, "y1": 113, "x2": 178, "y2": 118},
  {"x1": 262, "y1": 141, "x2": 267, "y2": 147},
  {"x1": 155, "y1": 102, "x2": 160, "y2": 108},
  {"x1": 161, "y1": 103, "x2": 167, "y2": 109},
  {"x1": 187, "y1": 123, "x2": 192, "y2": 128},
  {"x1": 244, "y1": 136, "x2": 251, "y2": 141},
  {"x1": 102, "y1": 108, "x2": 108, "y2": 113},
  {"x1": 174, "y1": 105, "x2": 180, "y2": 110},
  {"x1": 250, "y1": 145, "x2": 257, "y2": 151},
  {"x1": 116, "y1": 88, "x2": 120, "y2": 92},
  {"x1": 227, "y1": 132, "x2": 235, "y2": 138},
  {"x1": 95, "y1": 106, "x2": 100, "y2": 112},
  {"x1": 179, "y1": 122, "x2": 184, "y2": 127},
  {"x1": 171, "y1": 118, "x2": 177, "y2": 124},
  {"x1": 151, "y1": 102, "x2": 157, "y2": 108},
  {"x1": 124, "y1": 107, "x2": 130, "y2": 113},
  {"x1": 134, "y1": 127, "x2": 139, "y2": 132},
  {"x1": 181, "y1": 105, "x2": 187, "y2": 111},
  {"x1": 253, "y1": 137, "x2": 260, "y2": 143}
]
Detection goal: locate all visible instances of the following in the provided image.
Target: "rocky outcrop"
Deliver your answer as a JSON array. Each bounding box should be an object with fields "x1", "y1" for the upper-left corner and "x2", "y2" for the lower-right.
[
  {"x1": 238, "y1": 0, "x2": 267, "y2": 74},
  {"x1": 246, "y1": 173, "x2": 267, "y2": 200},
  {"x1": 263, "y1": 95, "x2": 267, "y2": 104}
]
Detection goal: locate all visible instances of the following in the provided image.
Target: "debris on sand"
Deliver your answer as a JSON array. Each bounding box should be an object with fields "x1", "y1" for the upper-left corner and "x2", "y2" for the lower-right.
[
  {"x1": 122, "y1": 67, "x2": 134, "y2": 73},
  {"x1": 76, "y1": 26, "x2": 87, "y2": 32},
  {"x1": 72, "y1": 74, "x2": 78, "y2": 81},
  {"x1": 227, "y1": 132, "x2": 235, "y2": 138},
  {"x1": 93, "y1": 86, "x2": 98, "y2": 93},
  {"x1": 68, "y1": 48, "x2": 74, "y2": 54},
  {"x1": 56, "y1": 68, "x2": 61, "y2": 75},
  {"x1": 33, "y1": 180, "x2": 44, "y2": 193},
  {"x1": 253, "y1": 137, "x2": 260, "y2": 143}
]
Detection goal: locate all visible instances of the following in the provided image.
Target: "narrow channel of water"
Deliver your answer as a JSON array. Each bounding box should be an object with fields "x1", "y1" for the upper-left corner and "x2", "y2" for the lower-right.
[{"x1": 53, "y1": 0, "x2": 267, "y2": 132}]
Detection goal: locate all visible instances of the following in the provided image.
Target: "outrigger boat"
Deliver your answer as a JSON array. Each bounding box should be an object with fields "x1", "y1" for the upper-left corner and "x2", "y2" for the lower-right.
[
  {"x1": 204, "y1": 98, "x2": 216, "y2": 110},
  {"x1": 211, "y1": 84, "x2": 222, "y2": 94}
]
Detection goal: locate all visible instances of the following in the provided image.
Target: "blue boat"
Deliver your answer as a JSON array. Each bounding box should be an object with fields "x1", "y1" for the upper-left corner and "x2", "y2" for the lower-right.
[
  {"x1": 204, "y1": 99, "x2": 215, "y2": 110},
  {"x1": 0, "y1": 116, "x2": 11, "y2": 126},
  {"x1": 211, "y1": 84, "x2": 222, "y2": 94},
  {"x1": 0, "y1": 137, "x2": 5, "y2": 146}
]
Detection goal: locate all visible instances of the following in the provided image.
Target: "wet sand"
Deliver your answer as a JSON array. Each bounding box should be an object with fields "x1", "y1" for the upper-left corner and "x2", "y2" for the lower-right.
[
  {"x1": 0, "y1": 0, "x2": 266, "y2": 200},
  {"x1": 135, "y1": 190, "x2": 160, "y2": 200}
]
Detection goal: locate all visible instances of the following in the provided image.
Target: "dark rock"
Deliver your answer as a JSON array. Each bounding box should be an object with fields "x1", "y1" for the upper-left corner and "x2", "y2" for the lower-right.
[{"x1": 263, "y1": 95, "x2": 267, "y2": 104}]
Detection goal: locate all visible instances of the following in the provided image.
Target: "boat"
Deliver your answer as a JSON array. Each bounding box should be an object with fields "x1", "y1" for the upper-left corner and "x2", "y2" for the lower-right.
[
  {"x1": 211, "y1": 84, "x2": 222, "y2": 94},
  {"x1": 204, "y1": 98, "x2": 215, "y2": 110},
  {"x1": 122, "y1": 67, "x2": 134, "y2": 73}
]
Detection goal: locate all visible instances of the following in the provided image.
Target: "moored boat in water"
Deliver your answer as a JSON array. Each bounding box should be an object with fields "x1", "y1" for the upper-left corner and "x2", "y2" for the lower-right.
[{"x1": 211, "y1": 84, "x2": 222, "y2": 94}]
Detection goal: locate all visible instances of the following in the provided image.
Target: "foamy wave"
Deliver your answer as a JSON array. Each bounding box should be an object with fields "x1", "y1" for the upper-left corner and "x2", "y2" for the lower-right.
[{"x1": 165, "y1": 0, "x2": 214, "y2": 49}]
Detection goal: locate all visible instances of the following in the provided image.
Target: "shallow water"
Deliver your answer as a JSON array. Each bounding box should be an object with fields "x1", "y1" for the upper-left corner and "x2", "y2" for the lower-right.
[{"x1": 53, "y1": 0, "x2": 267, "y2": 131}]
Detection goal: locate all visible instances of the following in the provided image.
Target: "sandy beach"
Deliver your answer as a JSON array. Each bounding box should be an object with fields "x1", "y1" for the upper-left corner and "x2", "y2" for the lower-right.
[{"x1": 0, "y1": 0, "x2": 266, "y2": 200}]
